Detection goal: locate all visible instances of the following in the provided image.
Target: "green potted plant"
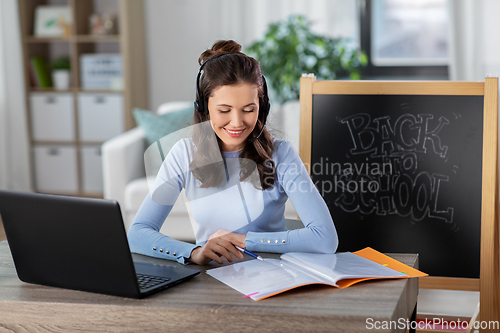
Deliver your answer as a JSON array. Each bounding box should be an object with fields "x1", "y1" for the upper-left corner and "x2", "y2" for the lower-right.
[
  {"x1": 51, "y1": 56, "x2": 71, "y2": 90},
  {"x1": 246, "y1": 15, "x2": 368, "y2": 104}
]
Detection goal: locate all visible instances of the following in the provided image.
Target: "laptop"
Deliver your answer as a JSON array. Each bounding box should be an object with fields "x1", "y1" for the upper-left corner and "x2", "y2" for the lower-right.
[{"x1": 0, "y1": 190, "x2": 200, "y2": 298}]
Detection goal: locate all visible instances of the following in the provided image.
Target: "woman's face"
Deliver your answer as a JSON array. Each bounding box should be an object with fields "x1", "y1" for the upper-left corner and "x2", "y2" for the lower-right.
[{"x1": 207, "y1": 83, "x2": 260, "y2": 152}]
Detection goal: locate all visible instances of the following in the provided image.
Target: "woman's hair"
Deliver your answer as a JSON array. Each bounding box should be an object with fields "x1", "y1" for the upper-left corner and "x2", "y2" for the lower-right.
[{"x1": 190, "y1": 40, "x2": 275, "y2": 190}]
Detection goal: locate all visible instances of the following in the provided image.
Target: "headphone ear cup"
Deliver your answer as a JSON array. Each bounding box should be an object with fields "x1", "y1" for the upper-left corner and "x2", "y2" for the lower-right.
[
  {"x1": 200, "y1": 97, "x2": 208, "y2": 114},
  {"x1": 261, "y1": 98, "x2": 270, "y2": 123},
  {"x1": 194, "y1": 94, "x2": 207, "y2": 114},
  {"x1": 259, "y1": 88, "x2": 270, "y2": 126},
  {"x1": 199, "y1": 96, "x2": 204, "y2": 114},
  {"x1": 260, "y1": 75, "x2": 270, "y2": 125}
]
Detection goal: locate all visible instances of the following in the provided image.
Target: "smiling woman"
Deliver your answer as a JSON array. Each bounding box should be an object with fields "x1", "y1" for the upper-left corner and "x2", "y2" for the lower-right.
[
  {"x1": 127, "y1": 40, "x2": 338, "y2": 266},
  {"x1": 190, "y1": 42, "x2": 275, "y2": 192}
]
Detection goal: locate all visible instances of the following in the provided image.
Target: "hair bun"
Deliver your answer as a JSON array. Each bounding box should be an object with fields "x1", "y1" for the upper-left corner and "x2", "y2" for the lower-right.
[{"x1": 199, "y1": 40, "x2": 242, "y2": 65}]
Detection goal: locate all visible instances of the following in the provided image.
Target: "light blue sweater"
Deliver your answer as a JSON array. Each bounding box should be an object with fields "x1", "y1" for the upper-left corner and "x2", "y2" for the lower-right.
[{"x1": 127, "y1": 138, "x2": 338, "y2": 264}]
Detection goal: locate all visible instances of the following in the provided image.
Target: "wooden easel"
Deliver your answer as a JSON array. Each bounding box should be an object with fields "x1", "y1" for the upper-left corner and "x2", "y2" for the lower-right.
[{"x1": 298, "y1": 75, "x2": 499, "y2": 332}]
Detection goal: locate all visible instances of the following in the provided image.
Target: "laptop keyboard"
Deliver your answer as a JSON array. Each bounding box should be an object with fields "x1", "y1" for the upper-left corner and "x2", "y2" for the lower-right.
[{"x1": 136, "y1": 273, "x2": 172, "y2": 290}]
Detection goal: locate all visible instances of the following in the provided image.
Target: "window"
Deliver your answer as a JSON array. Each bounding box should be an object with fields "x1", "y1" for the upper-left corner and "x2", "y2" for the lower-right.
[{"x1": 360, "y1": 0, "x2": 449, "y2": 79}]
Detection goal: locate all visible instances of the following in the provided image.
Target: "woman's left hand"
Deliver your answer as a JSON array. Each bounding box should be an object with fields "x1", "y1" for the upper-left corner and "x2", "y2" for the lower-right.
[
  {"x1": 188, "y1": 229, "x2": 247, "y2": 265},
  {"x1": 207, "y1": 229, "x2": 246, "y2": 261},
  {"x1": 208, "y1": 229, "x2": 246, "y2": 244}
]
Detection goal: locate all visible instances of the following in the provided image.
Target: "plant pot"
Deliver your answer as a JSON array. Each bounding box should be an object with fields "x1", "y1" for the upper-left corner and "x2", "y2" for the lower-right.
[{"x1": 52, "y1": 70, "x2": 71, "y2": 90}]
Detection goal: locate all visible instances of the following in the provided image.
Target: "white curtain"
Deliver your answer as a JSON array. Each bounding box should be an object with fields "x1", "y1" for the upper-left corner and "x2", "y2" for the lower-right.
[
  {"x1": 447, "y1": 0, "x2": 481, "y2": 81},
  {"x1": 0, "y1": 0, "x2": 32, "y2": 191},
  {"x1": 447, "y1": 0, "x2": 495, "y2": 81}
]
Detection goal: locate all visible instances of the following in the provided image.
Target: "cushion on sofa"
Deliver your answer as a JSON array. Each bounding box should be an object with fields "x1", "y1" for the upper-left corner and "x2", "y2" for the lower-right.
[
  {"x1": 133, "y1": 107, "x2": 193, "y2": 146},
  {"x1": 133, "y1": 106, "x2": 194, "y2": 178}
]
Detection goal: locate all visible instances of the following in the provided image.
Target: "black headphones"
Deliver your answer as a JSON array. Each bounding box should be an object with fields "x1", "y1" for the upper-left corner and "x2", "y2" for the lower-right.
[{"x1": 194, "y1": 53, "x2": 270, "y2": 142}]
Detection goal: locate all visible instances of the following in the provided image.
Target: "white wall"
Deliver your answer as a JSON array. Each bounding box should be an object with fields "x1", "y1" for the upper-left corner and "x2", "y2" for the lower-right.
[
  {"x1": 143, "y1": 0, "x2": 357, "y2": 111},
  {"x1": 144, "y1": 1, "x2": 212, "y2": 112}
]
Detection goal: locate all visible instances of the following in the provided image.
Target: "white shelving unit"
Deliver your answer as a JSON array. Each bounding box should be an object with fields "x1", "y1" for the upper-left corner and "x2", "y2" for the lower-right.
[{"x1": 18, "y1": 0, "x2": 149, "y2": 197}]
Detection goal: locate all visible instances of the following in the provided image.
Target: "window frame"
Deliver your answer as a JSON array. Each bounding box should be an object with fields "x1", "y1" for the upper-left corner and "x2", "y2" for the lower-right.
[{"x1": 359, "y1": 0, "x2": 449, "y2": 79}]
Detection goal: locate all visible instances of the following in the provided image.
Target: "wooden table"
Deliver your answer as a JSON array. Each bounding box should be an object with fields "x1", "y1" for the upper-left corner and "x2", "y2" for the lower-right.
[{"x1": 0, "y1": 241, "x2": 419, "y2": 333}]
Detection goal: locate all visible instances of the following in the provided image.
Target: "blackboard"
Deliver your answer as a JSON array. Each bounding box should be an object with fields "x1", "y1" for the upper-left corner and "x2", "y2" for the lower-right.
[
  {"x1": 298, "y1": 78, "x2": 499, "y2": 306},
  {"x1": 311, "y1": 94, "x2": 483, "y2": 278}
]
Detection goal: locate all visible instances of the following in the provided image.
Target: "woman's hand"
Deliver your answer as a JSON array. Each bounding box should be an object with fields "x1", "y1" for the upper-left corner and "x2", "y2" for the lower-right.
[{"x1": 189, "y1": 229, "x2": 246, "y2": 265}]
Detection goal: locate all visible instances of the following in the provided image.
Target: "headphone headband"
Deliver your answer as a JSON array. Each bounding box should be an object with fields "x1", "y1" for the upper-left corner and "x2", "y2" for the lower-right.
[{"x1": 194, "y1": 53, "x2": 231, "y2": 115}]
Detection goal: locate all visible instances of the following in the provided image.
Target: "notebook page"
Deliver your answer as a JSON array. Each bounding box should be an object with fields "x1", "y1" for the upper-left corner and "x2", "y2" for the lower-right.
[
  {"x1": 281, "y1": 252, "x2": 408, "y2": 282},
  {"x1": 206, "y1": 258, "x2": 322, "y2": 300}
]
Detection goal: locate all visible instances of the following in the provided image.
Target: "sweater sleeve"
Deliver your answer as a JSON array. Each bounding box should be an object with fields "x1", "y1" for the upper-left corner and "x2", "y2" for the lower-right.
[
  {"x1": 127, "y1": 140, "x2": 198, "y2": 265},
  {"x1": 245, "y1": 140, "x2": 338, "y2": 254}
]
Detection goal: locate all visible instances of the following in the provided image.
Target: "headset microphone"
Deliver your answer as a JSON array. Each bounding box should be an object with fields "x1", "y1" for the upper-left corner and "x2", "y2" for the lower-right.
[{"x1": 248, "y1": 125, "x2": 265, "y2": 143}]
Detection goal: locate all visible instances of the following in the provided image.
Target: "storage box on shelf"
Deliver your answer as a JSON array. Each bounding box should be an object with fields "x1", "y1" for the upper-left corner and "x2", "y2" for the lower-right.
[
  {"x1": 30, "y1": 93, "x2": 75, "y2": 141},
  {"x1": 80, "y1": 145, "x2": 104, "y2": 194},
  {"x1": 33, "y1": 145, "x2": 78, "y2": 194},
  {"x1": 18, "y1": 0, "x2": 148, "y2": 197}
]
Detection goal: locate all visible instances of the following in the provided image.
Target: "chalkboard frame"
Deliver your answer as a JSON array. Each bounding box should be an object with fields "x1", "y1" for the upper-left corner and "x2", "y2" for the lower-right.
[{"x1": 298, "y1": 76, "x2": 499, "y2": 326}]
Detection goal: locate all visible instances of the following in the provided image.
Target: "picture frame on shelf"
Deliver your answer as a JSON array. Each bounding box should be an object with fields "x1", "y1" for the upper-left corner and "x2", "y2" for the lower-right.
[{"x1": 34, "y1": 5, "x2": 72, "y2": 37}]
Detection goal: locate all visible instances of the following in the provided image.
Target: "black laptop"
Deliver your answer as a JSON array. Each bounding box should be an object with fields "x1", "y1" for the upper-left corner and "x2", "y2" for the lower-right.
[{"x1": 0, "y1": 190, "x2": 200, "y2": 298}]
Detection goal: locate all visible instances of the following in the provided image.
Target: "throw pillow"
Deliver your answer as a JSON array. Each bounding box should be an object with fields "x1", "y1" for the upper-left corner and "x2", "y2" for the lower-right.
[
  {"x1": 133, "y1": 106, "x2": 193, "y2": 146},
  {"x1": 133, "y1": 106, "x2": 194, "y2": 177}
]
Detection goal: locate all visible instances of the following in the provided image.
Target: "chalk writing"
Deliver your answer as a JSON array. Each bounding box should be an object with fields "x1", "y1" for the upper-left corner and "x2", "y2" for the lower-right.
[
  {"x1": 331, "y1": 113, "x2": 454, "y2": 223},
  {"x1": 341, "y1": 113, "x2": 450, "y2": 158}
]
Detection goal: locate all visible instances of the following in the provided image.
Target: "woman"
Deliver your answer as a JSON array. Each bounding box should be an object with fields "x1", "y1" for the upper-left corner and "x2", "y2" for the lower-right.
[{"x1": 128, "y1": 40, "x2": 338, "y2": 265}]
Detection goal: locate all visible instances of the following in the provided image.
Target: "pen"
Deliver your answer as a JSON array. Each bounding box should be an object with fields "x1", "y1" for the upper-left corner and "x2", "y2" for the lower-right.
[{"x1": 234, "y1": 245, "x2": 264, "y2": 261}]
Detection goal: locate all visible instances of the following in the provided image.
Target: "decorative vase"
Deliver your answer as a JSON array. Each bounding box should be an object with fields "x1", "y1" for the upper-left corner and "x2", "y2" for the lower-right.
[{"x1": 52, "y1": 70, "x2": 70, "y2": 90}]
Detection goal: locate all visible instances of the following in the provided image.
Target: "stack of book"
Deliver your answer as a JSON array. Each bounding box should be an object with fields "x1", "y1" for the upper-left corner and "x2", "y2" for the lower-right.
[{"x1": 29, "y1": 56, "x2": 52, "y2": 88}]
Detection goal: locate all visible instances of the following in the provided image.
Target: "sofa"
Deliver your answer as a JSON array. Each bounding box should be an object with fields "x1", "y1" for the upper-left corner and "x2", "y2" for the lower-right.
[{"x1": 101, "y1": 100, "x2": 302, "y2": 243}]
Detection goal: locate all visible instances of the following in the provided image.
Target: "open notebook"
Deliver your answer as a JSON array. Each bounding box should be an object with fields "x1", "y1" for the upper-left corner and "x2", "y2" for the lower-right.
[{"x1": 207, "y1": 247, "x2": 427, "y2": 301}]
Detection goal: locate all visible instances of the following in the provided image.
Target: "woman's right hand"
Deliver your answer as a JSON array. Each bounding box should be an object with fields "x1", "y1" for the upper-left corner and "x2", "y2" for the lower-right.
[{"x1": 188, "y1": 230, "x2": 245, "y2": 265}]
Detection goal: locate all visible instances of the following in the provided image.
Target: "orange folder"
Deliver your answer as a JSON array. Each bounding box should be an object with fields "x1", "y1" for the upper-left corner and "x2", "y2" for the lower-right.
[{"x1": 335, "y1": 247, "x2": 428, "y2": 288}]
